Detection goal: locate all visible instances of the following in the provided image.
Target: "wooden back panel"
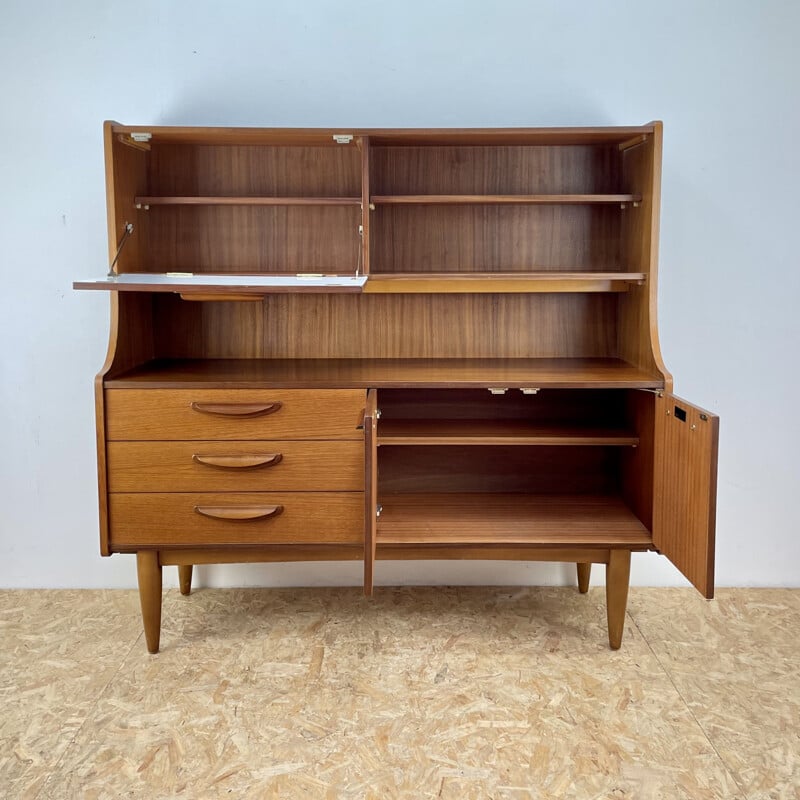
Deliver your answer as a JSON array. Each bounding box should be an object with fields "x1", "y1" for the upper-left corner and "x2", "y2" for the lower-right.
[
  {"x1": 371, "y1": 145, "x2": 622, "y2": 273},
  {"x1": 143, "y1": 145, "x2": 362, "y2": 274},
  {"x1": 153, "y1": 293, "x2": 618, "y2": 359}
]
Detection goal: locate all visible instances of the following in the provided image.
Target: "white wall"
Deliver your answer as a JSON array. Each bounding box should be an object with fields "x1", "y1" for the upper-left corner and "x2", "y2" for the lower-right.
[{"x1": 1, "y1": 0, "x2": 798, "y2": 589}]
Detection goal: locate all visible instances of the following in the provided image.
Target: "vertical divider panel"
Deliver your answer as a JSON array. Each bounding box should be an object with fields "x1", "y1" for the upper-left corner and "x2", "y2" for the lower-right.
[
  {"x1": 359, "y1": 136, "x2": 371, "y2": 275},
  {"x1": 363, "y1": 388, "x2": 378, "y2": 593}
]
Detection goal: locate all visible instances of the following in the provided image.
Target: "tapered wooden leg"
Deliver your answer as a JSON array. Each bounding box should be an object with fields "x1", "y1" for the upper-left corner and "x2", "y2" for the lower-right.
[
  {"x1": 137, "y1": 551, "x2": 162, "y2": 654},
  {"x1": 178, "y1": 564, "x2": 193, "y2": 596},
  {"x1": 605, "y1": 549, "x2": 631, "y2": 650},
  {"x1": 577, "y1": 563, "x2": 591, "y2": 593}
]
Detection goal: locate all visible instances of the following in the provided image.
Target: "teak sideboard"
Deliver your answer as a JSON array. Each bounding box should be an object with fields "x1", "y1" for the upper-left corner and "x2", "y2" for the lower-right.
[{"x1": 75, "y1": 122, "x2": 719, "y2": 652}]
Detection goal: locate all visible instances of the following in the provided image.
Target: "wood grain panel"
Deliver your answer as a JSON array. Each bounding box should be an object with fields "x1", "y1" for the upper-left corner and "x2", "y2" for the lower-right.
[
  {"x1": 105, "y1": 122, "x2": 151, "y2": 272},
  {"x1": 113, "y1": 124, "x2": 654, "y2": 147},
  {"x1": 105, "y1": 358, "x2": 662, "y2": 389},
  {"x1": 107, "y1": 440, "x2": 363, "y2": 492},
  {"x1": 653, "y1": 393, "x2": 718, "y2": 597},
  {"x1": 145, "y1": 205, "x2": 360, "y2": 273},
  {"x1": 617, "y1": 123, "x2": 671, "y2": 388},
  {"x1": 148, "y1": 145, "x2": 361, "y2": 196},
  {"x1": 376, "y1": 493, "x2": 650, "y2": 547},
  {"x1": 377, "y1": 446, "x2": 621, "y2": 494},
  {"x1": 109, "y1": 492, "x2": 364, "y2": 547},
  {"x1": 142, "y1": 144, "x2": 361, "y2": 273},
  {"x1": 371, "y1": 205, "x2": 621, "y2": 272},
  {"x1": 620, "y1": 389, "x2": 656, "y2": 530},
  {"x1": 105, "y1": 389, "x2": 365, "y2": 440},
  {"x1": 364, "y1": 389, "x2": 378, "y2": 594},
  {"x1": 370, "y1": 145, "x2": 620, "y2": 195},
  {"x1": 153, "y1": 293, "x2": 618, "y2": 359}
]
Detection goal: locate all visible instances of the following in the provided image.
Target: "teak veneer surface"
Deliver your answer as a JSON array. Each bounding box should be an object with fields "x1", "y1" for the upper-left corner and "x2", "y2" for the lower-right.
[
  {"x1": 105, "y1": 358, "x2": 663, "y2": 389},
  {"x1": 107, "y1": 440, "x2": 364, "y2": 492},
  {"x1": 376, "y1": 493, "x2": 651, "y2": 547}
]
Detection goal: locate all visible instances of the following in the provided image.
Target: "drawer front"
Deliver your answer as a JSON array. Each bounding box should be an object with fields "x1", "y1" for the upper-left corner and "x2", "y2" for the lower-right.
[
  {"x1": 105, "y1": 389, "x2": 365, "y2": 441},
  {"x1": 107, "y1": 440, "x2": 364, "y2": 492},
  {"x1": 109, "y1": 492, "x2": 363, "y2": 547}
]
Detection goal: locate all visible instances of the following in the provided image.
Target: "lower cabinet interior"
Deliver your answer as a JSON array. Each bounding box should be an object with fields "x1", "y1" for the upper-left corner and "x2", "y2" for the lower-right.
[{"x1": 373, "y1": 388, "x2": 655, "y2": 551}]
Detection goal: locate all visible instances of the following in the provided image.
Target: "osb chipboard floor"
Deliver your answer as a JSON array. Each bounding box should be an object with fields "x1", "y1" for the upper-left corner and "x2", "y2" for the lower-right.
[{"x1": 1, "y1": 587, "x2": 798, "y2": 799}]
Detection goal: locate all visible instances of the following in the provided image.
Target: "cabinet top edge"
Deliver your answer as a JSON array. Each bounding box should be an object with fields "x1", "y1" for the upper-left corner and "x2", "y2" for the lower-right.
[{"x1": 108, "y1": 122, "x2": 659, "y2": 147}]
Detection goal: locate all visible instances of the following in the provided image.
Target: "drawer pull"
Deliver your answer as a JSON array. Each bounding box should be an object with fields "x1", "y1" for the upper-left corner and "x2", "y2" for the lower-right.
[
  {"x1": 190, "y1": 401, "x2": 283, "y2": 418},
  {"x1": 194, "y1": 505, "x2": 284, "y2": 521},
  {"x1": 192, "y1": 453, "x2": 283, "y2": 470}
]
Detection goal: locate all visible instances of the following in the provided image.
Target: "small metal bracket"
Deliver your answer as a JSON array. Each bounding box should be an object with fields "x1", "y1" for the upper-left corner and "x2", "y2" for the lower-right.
[
  {"x1": 488, "y1": 388, "x2": 508, "y2": 395},
  {"x1": 376, "y1": 504, "x2": 383, "y2": 517},
  {"x1": 130, "y1": 132, "x2": 152, "y2": 143},
  {"x1": 107, "y1": 222, "x2": 134, "y2": 277},
  {"x1": 520, "y1": 388, "x2": 540, "y2": 395},
  {"x1": 135, "y1": 203, "x2": 150, "y2": 211},
  {"x1": 636, "y1": 388, "x2": 664, "y2": 396},
  {"x1": 333, "y1": 134, "x2": 353, "y2": 144},
  {"x1": 375, "y1": 409, "x2": 382, "y2": 420}
]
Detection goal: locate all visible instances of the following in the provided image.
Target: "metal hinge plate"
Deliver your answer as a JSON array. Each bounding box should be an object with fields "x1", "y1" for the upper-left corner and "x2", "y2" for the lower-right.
[
  {"x1": 130, "y1": 132, "x2": 152, "y2": 143},
  {"x1": 332, "y1": 134, "x2": 353, "y2": 144}
]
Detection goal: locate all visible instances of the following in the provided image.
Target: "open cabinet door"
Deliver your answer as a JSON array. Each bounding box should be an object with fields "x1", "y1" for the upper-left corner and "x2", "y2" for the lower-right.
[
  {"x1": 653, "y1": 393, "x2": 719, "y2": 598},
  {"x1": 363, "y1": 389, "x2": 378, "y2": 595}
]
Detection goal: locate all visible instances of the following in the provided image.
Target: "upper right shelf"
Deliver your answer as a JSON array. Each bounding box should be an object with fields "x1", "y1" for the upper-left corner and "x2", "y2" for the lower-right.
[{"x1": 366, "y1": 128, "x2": 652, "y2": 293}]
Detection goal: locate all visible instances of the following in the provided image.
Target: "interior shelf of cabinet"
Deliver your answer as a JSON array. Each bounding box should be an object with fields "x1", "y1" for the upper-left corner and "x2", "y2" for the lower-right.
[
  {"x1": 364, "y1": 272, "x2": 646, "y2": 293},
  {"x1": 377, "y1": 421, "x2": 639, "y2": 446},
  {"x1": 370, "y1": 194, "x2": 641, "y2": 205},
  {"x1": 375, "y1": 493, "x2": 652, "y2": 547},
  {"x1": 134, "y1": 196, "x2": 363, "y2": 206},
  {"x1": 104, "y1": 358, "x2": 664, "y2": 389}
]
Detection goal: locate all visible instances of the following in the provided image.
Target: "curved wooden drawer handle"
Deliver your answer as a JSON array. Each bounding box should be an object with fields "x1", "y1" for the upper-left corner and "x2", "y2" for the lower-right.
[
  {"x1": 194, "y1": 505, "x2": 284, "y2": 521},
  {"x1": 190, "y1": 401, "x2": 282, "y2": 418},
  {"x1": 192, "y1": 453, "x2": 283, "y2": 470}
]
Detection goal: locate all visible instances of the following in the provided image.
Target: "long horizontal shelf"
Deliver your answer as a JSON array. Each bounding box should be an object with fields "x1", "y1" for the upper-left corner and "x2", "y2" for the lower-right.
[
  {"x1": 74, "y1": 273, "x2": 367, "y2": 294},
  {"x1": 74, "y1": 271, "x2": 646, "y2": 296},
  {"x1": 114, "y1": 124, "x2": 655, "y2": 147},
  {"x1": 377, "y1": 421, "x2": 639, "y2": 446},
  {"x1": 370, "y1": 194, "x2": 641, "y2": 205},
  {"x1": 105, "y1": 358, "x2": 664, "y2": 389},
  {"x1": 364, "y1": 272, "x2": 646, "y2": 294},
  {"x1": 134, "y1": 196, "x2": 362, "y2": 207},
  {"x1": 376, "y1": 493, "x2": 651, "y2": 547}
]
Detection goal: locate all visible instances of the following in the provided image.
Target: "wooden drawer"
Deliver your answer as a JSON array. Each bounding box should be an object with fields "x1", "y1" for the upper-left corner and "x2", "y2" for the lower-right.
[
  {"x1": 107, "y1": 440, "x2": 364, "y2": 492},
  {"x1": 109, "y1": 492, "x2": 363, "y2": 547},
  {"x1": 105, "y1": 389, "x2": 365, "y2": 441}
]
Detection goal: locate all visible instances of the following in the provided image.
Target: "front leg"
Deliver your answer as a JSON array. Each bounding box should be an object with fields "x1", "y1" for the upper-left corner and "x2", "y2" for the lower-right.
[
  {"x1": 605, "y1": 549, "x2": 631, "y2": 650},
  {"x1": 137, "y1": 551, "x2": 163, "y2": 654}
]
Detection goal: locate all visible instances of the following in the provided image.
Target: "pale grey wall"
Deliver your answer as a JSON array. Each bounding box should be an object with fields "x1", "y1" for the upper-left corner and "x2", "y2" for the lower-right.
[{"x1": 1, "y1": 0, "x2": 798, "y2": 588}]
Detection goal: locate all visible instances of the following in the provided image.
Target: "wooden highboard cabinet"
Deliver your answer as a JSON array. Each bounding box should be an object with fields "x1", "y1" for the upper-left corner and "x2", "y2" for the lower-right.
[{"x1": 75, "y1": 122, "x2": 719, "y2": 652}]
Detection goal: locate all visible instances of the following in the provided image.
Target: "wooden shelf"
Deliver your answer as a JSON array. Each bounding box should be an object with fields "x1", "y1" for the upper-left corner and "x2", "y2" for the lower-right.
[
  {"x1": 377, "y1": 420, "x2": 639, "y2": 446},
  {"x1": 134, "y1": 196, "x2": 362, "y2": 207},
  {"x1": 105, "y1": 358, "x2": 664, "y2": 389},
  {"x1": 74, "y1": 273, "x2": 367, "y2": 295},
  {"x1": 364, "y1": 272, "x2": 646, "y2": 294},
  {"x1": 376, "y1": 493, "x2": 651, "y2": 547},
  {"x1": 371, "y1": 194, "x2": 641, "y2": 205}
]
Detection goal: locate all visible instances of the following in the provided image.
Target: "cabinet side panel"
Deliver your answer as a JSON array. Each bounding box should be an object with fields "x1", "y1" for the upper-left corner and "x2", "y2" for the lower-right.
[
  {"x1": 653, "y1": 393, "x2": 718, "y2": 597},
  {"x1": 106, "y1": 128, "x2": 151, "y2": 272},
  {"x1": 618, "y1": 124, "x2": 671, "y2": 386},
  {"x1": 620, "y1": 390, "x2": 655, "y2": 530}
]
